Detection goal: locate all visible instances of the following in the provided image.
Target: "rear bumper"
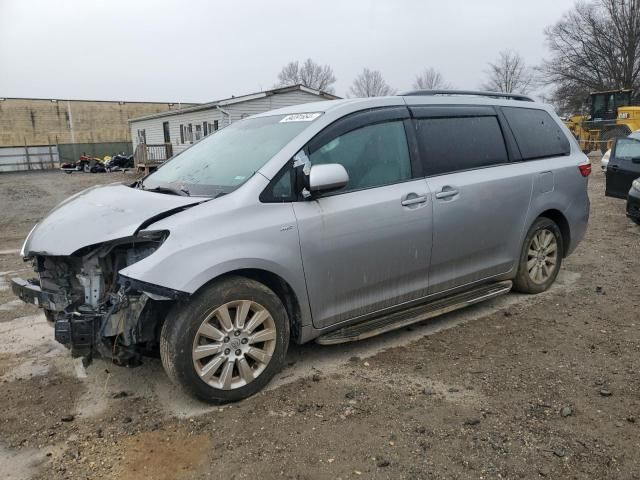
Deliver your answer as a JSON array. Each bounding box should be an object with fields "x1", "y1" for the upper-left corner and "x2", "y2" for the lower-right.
[{"x1": 11, "y1": 277, "x2": 65, "y2": 311}]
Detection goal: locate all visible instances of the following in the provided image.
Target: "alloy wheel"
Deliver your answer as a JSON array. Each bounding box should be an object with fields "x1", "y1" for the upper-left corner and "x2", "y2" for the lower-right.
[
  {"x1": 192, "y1": 300, "x2": 277, "y2": 390},
  {"x1": 526, "y1": 229, "x2": 558, "y2": 284}
]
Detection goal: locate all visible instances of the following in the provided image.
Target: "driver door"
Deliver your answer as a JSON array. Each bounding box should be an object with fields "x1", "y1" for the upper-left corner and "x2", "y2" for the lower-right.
[
  {"x1": 606, "y1": 138, "x2": 640, "y2": 199},
  {"x1": 292, "y1": 107, "x2": 433, "y2": 329}
]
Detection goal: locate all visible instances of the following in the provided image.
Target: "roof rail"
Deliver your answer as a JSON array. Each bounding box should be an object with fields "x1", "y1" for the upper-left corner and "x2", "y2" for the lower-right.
[{"x1": 399, "y1": 89, "x2": 535, "y2": 102}]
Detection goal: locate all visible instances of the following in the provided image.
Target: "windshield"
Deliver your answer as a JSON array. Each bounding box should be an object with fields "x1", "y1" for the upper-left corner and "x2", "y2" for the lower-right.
[{"x1": 141, "y1": 114, "x2": 316, "y2": 196}]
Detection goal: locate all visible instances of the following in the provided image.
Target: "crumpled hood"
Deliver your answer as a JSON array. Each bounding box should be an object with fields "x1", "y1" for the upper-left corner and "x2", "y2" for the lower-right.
[{"x1": 23, "y1": 184, "x2": 205, "y2": 256}]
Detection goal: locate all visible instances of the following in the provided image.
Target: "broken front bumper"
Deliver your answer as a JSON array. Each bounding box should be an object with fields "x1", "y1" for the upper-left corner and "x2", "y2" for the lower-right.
[
  {"x1": 12, "y1": 277, "x2": 98, "y2": 356},
  {"x1": 11, "y1": 277, "x2": 62, "y2": 310}
]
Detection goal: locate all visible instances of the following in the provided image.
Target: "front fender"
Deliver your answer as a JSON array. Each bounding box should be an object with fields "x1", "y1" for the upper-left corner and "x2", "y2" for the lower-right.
[{"x1": 118, "y1": 201, "x2": 312, "y2": 328}]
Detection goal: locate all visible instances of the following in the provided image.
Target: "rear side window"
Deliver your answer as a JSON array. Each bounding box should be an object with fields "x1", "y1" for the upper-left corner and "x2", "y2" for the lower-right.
[
  {"x1": 415, "y1": 116, "x2": 508, "y2": 176},
  {"x1": 502, "y1": 107, "x2": 570, "y2": 160}
]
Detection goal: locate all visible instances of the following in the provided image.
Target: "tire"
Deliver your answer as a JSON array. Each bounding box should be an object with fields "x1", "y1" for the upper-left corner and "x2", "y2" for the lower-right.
[
  {"x1": 160, "y1": 276, "x2": 289, "y2": 403},
  {"x1": 631, "y1": 217, "x2": 640, "y2": 226},
  {"x1": 513, "y1": 217, "x2": 563, "y2": 294},
  {"x1": 600, "y1": 126, "x2": 631, "y2": 154}
]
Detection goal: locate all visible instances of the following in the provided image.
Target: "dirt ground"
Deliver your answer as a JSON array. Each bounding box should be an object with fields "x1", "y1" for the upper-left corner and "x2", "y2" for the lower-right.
[{"x1": 0, "y1": 164, "x2": 638, "y2": 480}]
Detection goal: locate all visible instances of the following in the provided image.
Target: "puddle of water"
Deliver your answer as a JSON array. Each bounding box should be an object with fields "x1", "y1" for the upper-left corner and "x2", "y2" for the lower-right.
[{"x1": 0, "y1": 445, "x2": 48, "y2": 480}]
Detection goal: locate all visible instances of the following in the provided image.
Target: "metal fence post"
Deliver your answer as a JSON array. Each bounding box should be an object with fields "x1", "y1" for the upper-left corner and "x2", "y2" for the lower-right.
[
  {"x1": 48, "y1": 145, "x2": 54, "y2": 168},
  {"x1": 24, "y1": 145, "x2": 31, "y2": 171}
]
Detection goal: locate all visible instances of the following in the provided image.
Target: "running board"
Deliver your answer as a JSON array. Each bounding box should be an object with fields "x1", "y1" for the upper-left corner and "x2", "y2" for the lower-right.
[{"x1": 315, "y1": 281, "x2": 512, "y2": 345}]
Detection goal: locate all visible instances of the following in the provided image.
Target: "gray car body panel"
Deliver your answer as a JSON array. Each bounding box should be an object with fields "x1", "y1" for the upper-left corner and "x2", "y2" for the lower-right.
[
  {"x1": 117, "y1": 173, "x2": 315, "y2": 330},
  {"x1": 22, "y1": 95, "x2": 589, "y2": 344},
  {"x1": 23, "y1": 184, "x2": 203, "y2": 256},
  {"x1": 292, "y1": 178, "x2": 433, "y2": 329}
]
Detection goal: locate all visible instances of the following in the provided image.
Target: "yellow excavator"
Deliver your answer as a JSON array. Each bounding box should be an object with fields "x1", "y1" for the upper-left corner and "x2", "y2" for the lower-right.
[{"x1": 564, "y1": 89, "x2": 640, "y2": 153}]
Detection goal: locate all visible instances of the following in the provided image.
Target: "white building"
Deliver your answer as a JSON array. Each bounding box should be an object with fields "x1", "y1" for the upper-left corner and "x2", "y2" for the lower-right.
[{"x1": 129, "y1": 85, "x2": 339, "y2": 156}]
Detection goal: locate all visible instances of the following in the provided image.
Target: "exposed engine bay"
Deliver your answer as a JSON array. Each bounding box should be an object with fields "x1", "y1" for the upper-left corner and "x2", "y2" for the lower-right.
[{"x1": 19, "y1": 230, "x2": 176, "y2": 366}]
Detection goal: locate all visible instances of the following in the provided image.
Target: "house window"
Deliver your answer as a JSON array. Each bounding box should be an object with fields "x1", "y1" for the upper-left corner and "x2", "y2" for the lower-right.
[
  {"x1": 137, "y1": 129, "x2": 146, "y2": 144},
  {"x1": 188, "y1": 124, "x2": 193, "y2": 143},
  {"x1": 213, "y1": 120, "x2": 219, "y2": 131},
  {"x1": 179, "y1": 125, "x2": 184, "y2": 144},
  {"x1": 195, "y1": 124, "x2": 202, "y2": 141},
  {"x1": 203, "y1": 122, "x2": 208, "y2": 136},
  {"x1": 163, "y1": 121, "x2": 170, "y2": 143}
]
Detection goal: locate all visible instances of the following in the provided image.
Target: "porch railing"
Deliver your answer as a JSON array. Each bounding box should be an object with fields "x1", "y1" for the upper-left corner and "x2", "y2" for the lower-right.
[{"x1": 134, "y1": 143, "x2": 173, "y2": 169}]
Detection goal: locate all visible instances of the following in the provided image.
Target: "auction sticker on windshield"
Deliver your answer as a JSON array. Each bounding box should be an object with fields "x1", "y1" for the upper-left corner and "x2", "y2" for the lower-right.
[{"x1": 280, "y1": 112, "x2": 322, "y2": 123}]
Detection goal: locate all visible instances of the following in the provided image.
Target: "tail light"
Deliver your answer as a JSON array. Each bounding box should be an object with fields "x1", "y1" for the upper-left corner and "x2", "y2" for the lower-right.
[{"x1": 578, "y1": 163, "x2": 592, "y2": 177}]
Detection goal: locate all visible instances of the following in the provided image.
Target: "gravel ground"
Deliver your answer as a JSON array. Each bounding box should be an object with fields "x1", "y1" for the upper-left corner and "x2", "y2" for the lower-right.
[{"x1": 0, "y1": 165, "x2": 638, "y2": 480}]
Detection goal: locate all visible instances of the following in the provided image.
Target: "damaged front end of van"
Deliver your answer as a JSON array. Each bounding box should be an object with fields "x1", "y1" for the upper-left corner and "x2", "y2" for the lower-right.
[{"x1": 11, "y1": 184, "x2": 203, "y2": 366}]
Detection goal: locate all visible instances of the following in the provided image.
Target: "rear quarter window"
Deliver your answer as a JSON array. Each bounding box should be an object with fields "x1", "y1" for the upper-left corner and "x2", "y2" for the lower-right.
[{"x1": 502, "y1": 107, "x2": 570, "y2": 160}]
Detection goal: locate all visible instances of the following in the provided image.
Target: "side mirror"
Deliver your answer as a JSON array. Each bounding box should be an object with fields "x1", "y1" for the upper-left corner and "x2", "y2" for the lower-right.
[{"x1": 306, "y1": 164, "x2": 349, "y2": 195}]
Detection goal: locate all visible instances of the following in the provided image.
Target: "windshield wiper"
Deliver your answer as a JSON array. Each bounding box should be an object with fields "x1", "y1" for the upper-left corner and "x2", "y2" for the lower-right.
[{"x1": 143, "y1": 185, "x2": 190, "y2": 196}]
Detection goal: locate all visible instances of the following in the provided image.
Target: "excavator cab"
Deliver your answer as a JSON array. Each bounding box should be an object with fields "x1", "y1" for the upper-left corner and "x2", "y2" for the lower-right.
[{"x1": 590, "y1": 89, "x2": 633, "y2": 120}]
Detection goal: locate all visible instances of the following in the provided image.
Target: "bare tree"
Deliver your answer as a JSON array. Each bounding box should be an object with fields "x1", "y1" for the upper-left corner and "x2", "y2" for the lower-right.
[
  {"x1": 540, "y1": 0, "x2": 640, "y2": 113},
  {"x1": 483, "y1": 50, "x2": 535, "y2": 94},
  {"x1": 413, "y1": 67, "x2": 452, "y2": 90},
  {"x1": 276, "y1": 58, "x2": 336, "y2": 93},
  {"x1": 349, "y1": 68, "x2": 396, "y2": 97}
]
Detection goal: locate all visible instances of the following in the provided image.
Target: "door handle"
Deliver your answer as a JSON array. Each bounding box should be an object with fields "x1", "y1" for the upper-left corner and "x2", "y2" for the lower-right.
[
  {"x1": 435, "y1": 188, "x2": 459, "y2": 199},
  {"x1": 401, "y1": 195, "x2": 427, "y2": 206}
]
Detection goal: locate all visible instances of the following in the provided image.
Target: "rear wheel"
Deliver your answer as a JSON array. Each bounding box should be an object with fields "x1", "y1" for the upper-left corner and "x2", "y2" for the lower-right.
[
  {"x1": 631, "y1": 217, "x2": 640, "y2": 226},
  {"x1": 160, "y1": 277, "x2": 289, "y2": 403},
  {"x1": 513, "y1": 218, "x2": 563, "y2": 294}
]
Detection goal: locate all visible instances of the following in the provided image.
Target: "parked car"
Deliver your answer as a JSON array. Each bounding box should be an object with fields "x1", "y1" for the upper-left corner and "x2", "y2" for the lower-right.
[
  {"x1": 12, "y1": 91, "x2": 590, "y2": 402},
  {"x1": 605, "y1": 136, "x2": 640, "y2": 225},
  {"x1": 601, "y1": 130, "x2": 640, "y2": 172},
  {"x1": 627, "y1": 178, "x2": 640, "y2": 225}
]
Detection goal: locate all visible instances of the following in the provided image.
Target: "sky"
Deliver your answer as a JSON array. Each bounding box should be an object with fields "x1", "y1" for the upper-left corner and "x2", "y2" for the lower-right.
[{"x1": 0, "y1": 0, "x2": 577, "y2": 103}]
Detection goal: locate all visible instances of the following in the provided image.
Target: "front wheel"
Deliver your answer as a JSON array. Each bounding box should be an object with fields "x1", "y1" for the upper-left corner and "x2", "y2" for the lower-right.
[
  {"x1": 513, "y1": 218, "x2": 563, "y2": 294},
  {"x1": 160, "y1": 277, "x2": 289, "y2": 403}
]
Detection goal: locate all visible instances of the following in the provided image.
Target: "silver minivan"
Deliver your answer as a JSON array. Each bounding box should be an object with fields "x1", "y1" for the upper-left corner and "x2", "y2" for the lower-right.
[{"x1": 12, "y1": 91, "x2": 590, "y2": 402}]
